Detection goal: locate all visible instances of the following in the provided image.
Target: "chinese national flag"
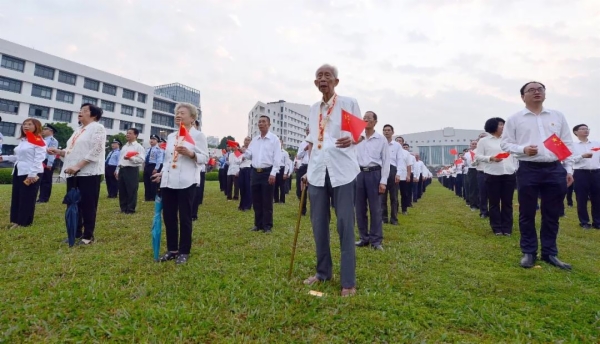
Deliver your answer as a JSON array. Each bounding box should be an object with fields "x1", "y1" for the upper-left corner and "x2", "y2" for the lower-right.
[
  {"x1": 234, "y1": 150, "x2": 242, "y2": 158},
  {"x1": 591, "y1": 147, "x2": 600, "y2": 152},
  {"x1": 227, "y1": 140, "x2": 238, "y2": 148},
  {"x1": 125, "y1": 151, "x2": 139, "y2": 158},
  {"x1": 178, "y1": 124, "x2": 195, "y2": 147},
  {"x1": 341, "y1": 109, "x2": 366, "y2": 142},
  {"x1": 543, "y1": 133, "x2": 572, "y2": 161},
  {"x1": 454, "y1": 159, "x2": 463, "y2": 165},
  {"x1": 25, "y1": 131, "x2": 46, "y2": 147},
  {"x1": 495, "y1": 152, "x2": 510, "y2": 159},
  {"x1": 159, "y1": 142, "x2": 167, "y2": 150}
]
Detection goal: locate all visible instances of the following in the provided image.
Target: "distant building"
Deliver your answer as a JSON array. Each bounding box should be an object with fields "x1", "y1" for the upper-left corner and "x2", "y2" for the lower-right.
[
  {"x1": 206, "y1": 135, "x2": 220, "y2": 147},
  {"x1": 396, "y1": 127, "x2": 483, "y2": 166},
  {"x1": 247, "y1": 100, "x2": 309, "y2": 150},
  {"x1": 0, "y1": 38, "x2": 201, "y2": 153}
]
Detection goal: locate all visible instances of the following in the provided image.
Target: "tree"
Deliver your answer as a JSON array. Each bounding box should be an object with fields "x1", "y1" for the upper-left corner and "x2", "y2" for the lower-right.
[
  {"x1": 218, "y1": 136, "x2": 236, "y2": 149},
  {"x1": 47, "y1": 122, "x2": 74, "y2": 149},
  {"x1": 286, "y1": 148, "x2": 296, "y2": 161},
  {"x1": 106, "y1": 133, "x2": 128, "y2": 155}
]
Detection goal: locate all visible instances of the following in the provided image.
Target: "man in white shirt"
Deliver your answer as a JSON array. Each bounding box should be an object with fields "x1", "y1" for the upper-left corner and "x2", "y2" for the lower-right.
[
  {"x1": 116, "y1": 128, "x2": 145, "y2": 214},
  {"x1": 395, "y1": 138, "x2": 412, "y2": 215},
  {"x1": 401, "y1": 142, "x2": 416, "y2": 207},
  {"x1": 381, "y1": 124, "x2": 401, "y2": 225},
  {"x1": 454, "y1": 153, "x2": 465, "y2": 198},
  {"x1": 238, "y1": 137, "x2": 253, "y2": 211},
  {"x1": 301, "y1": 64, "x2": 361, "y2": 297},
  {"x1": 273, "y1": 139, "x2": 291, "y2": 204},
  {"x1": 501, "y1": 81, "x2": 578, "y2": 270},
  {"x1": 241, "y1": 116, "x2": 282, "y2": 233},
  {"x1": 570, "y1": 124, "x2": 599, "y2": 229},
  {"x1": 412, "y1": 153, "x2": 424, "y2": 203},
  {"x1": 355, "y1": 111, "x2": 390, "y2": 250},
  {"x1": 476, "y1": 133, "x2": 490, "y2": 218},
  {"x1": 296, "y1": 127, "x2": 311, "y2": 215},
  {"x1": 464, "y1": 140, "x2": 480, "y2": 211}
]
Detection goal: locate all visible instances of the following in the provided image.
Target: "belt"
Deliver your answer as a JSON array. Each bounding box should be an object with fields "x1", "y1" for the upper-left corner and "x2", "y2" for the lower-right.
[
  {"x1": 301, "y1": 164, "x2": 308, "y2": 167},
  {"x1": 240, "y1": 167, "x2": 250, "y2": 170},
  {"x1": 574, "y1": 169, "x2": 600, "y2": 173},
  {"x1": 359, "y1": 166, "x2": 381, "y2": 172},
  {"x1": 519, "y1": 161, "x2": 560, "y2": 168},
  {"x1": 118, "y1": 165, "x2": 138, "y2": 169},
  {"x1": 254, "y1": 166, "x2": 273, "y2": 173}
]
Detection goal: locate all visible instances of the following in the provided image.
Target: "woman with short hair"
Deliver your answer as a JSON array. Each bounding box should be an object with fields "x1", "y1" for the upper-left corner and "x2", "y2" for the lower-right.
[
  {"x1": 153, "y1": 103, "x2": 208, "y2": 264},
  {"x1": 0, "y1": 118, "x2": 46, "y2": 229}
]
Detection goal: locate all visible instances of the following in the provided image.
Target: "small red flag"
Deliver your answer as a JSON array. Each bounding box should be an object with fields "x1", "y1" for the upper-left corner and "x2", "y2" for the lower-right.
[
  {"x1": 341, "y1": 109, "x2": 366, "y2": 142},
  {"x1": 543, "y1": 133, "x2": 572, "y2": 161},
  {"x1": 25, "y1": 131, "x2": 46, "y2": 147},
  {"x1": 454, "y1": 159, "x2": 463, "y2": 165},
  {"x1": 159, "y1": 142, "x2": 167, "y2": 150},
  {"x1": 495, "y1": 152, "x2": 510, "y2": 159},
  {"x1": 227, "y1": 140, "x2": 239, "y2": 148},
  {"x1": 208, "y1": 158, "x2": 215, "y2": 166},
  {"x1": 234, "y1": 150, "x2": 242, "y2": 158},
  {"x1": 125, "y1": 151, "x2": 139, "y2": 158},
  {"x1": 449, "y1": 148, "x2": 458, "y2": 155},
  {"x1": 178, "y1": 124, "x2": 195, "y2": 146},
  {"x1": 591, "y1": 147, "x2": 600, "y2": 152}
]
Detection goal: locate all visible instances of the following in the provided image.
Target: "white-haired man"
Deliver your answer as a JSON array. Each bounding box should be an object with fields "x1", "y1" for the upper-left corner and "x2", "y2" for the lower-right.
[{"x1": 301, "y1": 64, "x2": 362, "y2": 297}]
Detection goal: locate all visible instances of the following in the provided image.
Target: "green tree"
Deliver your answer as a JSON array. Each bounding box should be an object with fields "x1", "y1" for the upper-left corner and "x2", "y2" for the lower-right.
[
  {"x1": 218, "y1": 136, "x2": 236, "y2": 149},
  {"x1": 106, "y1": 133, "x2": 128, "y2": 154},
  {"x1": 286, "y1": 148, "x2": 296, "y2": 161},
  {"x1": 47, "y1": 122, "x2": 74, "y2": 149}
]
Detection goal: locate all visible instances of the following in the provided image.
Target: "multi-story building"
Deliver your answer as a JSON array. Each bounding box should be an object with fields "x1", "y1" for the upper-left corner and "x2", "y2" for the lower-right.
[
  {"x1": 0, "y1": 38, "x2": 201, "y2": 153},
  {"x1": 247, "y1": 100, "x2": 309, "y2": 150},
  {"x1": 206, "y1": 135, "x2": 220, "y2": 147},
  {"x1": 154, "y1": 83, "x2": 202, "y2": 128},
  {"x1": 396, "y1": 127, "x2": 483, "y2": 167}
]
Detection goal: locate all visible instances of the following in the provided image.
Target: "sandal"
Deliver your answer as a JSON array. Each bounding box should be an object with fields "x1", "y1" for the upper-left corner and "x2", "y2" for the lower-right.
[
  {"x1": 158, "y1": 251, "x2": 179, "y2": 262},
  {"x1": 303, "y1": 275, "x2": 321, "y2": 285},
  {"x1": 341, "y1": 287, "x2": 356, "y2": 297}
]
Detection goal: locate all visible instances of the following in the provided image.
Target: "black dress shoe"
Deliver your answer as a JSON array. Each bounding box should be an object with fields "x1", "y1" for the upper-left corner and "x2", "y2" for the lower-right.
[
  {"x1": 402, "y1": 211, "x2": 408, "y2": 215},
  {"x1": 175, "y1": 254, "x2": 189, "y2": 265},
  {"x1": 593, "y1": 225, "x2": 600, "y2": 230},
  {"x1": 382, "y1": 219, "x2": 389, "y2": 224},
  {"x1": 580, "y1": 223, "x2": 592, "y2": 230},
  {"x1": 250, "y1": 226, "x2": 261, "y2": 232},
  {"x1": 264, "y1": 227, "x2": 272, "y2": 233},
  {"x1": 159, "y1": 251, "x2": 179, "y2": 262},
  {"x1": 390, "y1": 220, "x2": 399, "y2": 226},
  {"x1": 541, "y1": 255, "x2": 572, "y2": 270},
  {"x1": 480, "y1": 214, "x2": 489, "y2": 219},
  {"x1": 36, "y1": 200, "x2": 47, "y2": 203},
  {"x1": 372, "y1": 244, "x2": 384, "y2": 251},
  {"x1": 355, "y1": 240, "x2": 370, "y2": 247},
  {"x1": 520, "y1": 254, "x2": 537, "y2": 268}
]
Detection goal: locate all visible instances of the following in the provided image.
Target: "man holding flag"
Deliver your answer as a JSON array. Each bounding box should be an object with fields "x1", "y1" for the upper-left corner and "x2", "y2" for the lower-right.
[
  {"x1": 36, "y1": 124, "x2": 59, "y2": 203},
  {"x1": 116, "y1": 128, "x2": 145, "y2": 214},
  {"x1": 501, "y1": 81, "x2": 587, "y2": 270}
]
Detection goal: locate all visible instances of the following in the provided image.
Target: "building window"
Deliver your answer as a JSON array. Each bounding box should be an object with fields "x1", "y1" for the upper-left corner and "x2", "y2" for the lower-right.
[
  {"x1": 102, "y1": 83, "x2": 117, "y2": 96},
  {"x1": 1, "y1": 55, "x2": 25, "y2": 72},
  {"x1": 0, "y1": 98, "x2": 19, "y2": 115},
  {"x1": 137, "y1": 93, "x2": 147, "y2": 103},
  {"x1": 53, "y1": 109, "x2": 72, "y2": 123},
  {"x1": 31, "y1": 84, "x2": 53, "y2": 99},
  {"x1": 81, "y1": 96, "x2": 98, "y2": 106},
  {"x1": 0, "y1": 121, "x2": 17, "y2": 136},
  {"x1": 0, "y1": 76, "x2": 22, "y2": 93},
  {"x1": 134, "y1": 123, "x2": 144, "y2": 133},
  {"x1": 153, "y1": 99, "x2": 175, "y2": 114},
  {"x1": 151, "y1": 126, "x2": 174, "y2": 137},
  {"x1": 121, "y1": 105, "x2": 134, "y2": 116},
  {"x1": 99, "y1": 117, "x2": 113, "y2": 129},
  {"x1": 151, "y1": 112, "x2": 175, "y2": 127},
  {"x1": 34, "y1": 64, "x2": 55, "y2": 80},
  {"x1": 83, "y1": 78, "x2": 100, "y2": 91},
  {"x1": 119, "y1": 120, "x2": 133, "y2": 130},
  {"x1": 29, "y1": 105, "x2": 50, "y2": 119},
  {"x1": 136, "y1": 108, "x2": 145, "y2": 118},
  {"x1": 101, "y1": 100, "x2": 115, "y2": 112},
  {"x1": 122, "y1": 89, "x2": 135, "y2": 100},
  {"x1": 56, "y1": 90, "x2": 74, "y2": 104},
  {"x1": 58, "y1": 71, "x2": 77, "y2": 85}
]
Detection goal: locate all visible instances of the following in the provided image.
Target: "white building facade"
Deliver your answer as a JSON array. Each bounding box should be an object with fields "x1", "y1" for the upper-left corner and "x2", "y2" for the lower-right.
[
  {"x1": 397, "y1": 127, "x2": 484, "y2": 167},
  {"x1": 0, "y1": 38, "x2": 201, "y2": 153},
  {"x1": 247, "y1": 100, "x2": 309, "y2": 150}
]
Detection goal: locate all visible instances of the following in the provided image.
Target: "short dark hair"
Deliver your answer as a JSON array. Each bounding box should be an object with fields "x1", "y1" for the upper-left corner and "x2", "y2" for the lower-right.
[
  {"x1": 463, "y1": 148, "x2": 469, "y2": 153},
  {"x1": 383, "y1": 124, "x2": 394, "y2": 132},
  {"x1": 402, "y1": 143, "x2": 409, "y2": 147},
  {"x1": 81, "y1": 103, "x2": 103, "y2": 121},
  {"x1": 259, "y1": 115, "x2": 271, "y2": 124},
  {"x1": 366, "y1": 111, "x2": 377, "y2": 121},
  {"x1": 127, "y1": 128, "x2": 139, "y2": 136},
  {"x1": 573, "y1": 124, "x2": 588, "y2": 134},
  {"x1": 484, "y1": 117, "x2": 506, "y2": 134},
  {"x1": 396, "y1": 136, "x2": 404, "y2": 141},
  {"x1": 520, "y1": 81, "x2": 546, "y2": 96}
]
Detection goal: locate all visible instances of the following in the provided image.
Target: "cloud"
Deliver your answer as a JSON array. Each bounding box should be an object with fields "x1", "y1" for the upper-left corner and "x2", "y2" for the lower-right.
[
  {"x1": 215, "y1": 46, "x2": 234, "y2": 61},
  {"x1": 406, "y1": 30, "x2": 430, "y2": 43},
  {"x1": 228, "y1": 14, "x2": 242, "y2": 27}
]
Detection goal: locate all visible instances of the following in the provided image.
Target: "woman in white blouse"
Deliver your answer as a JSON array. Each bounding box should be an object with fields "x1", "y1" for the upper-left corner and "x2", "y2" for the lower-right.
[
  {"x1": 49, "y1": 103, "x2": 107, "y2": 245},
  {"x1": 0, "y1": 118, "x2": 46, "y2": 229},
  {"x1": 475, "y1": 117, "x2": 517, "y2": 236},
  {"x1": 226, "y1": 143, "x2": 241, "y2": 201},
  {"x1": 152, "y1": 103, "x2": 208, "y2": 264}
]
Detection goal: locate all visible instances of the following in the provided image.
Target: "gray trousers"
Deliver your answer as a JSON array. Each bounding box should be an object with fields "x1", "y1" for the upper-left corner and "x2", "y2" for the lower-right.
[
  {"x1": 308, "y1": 173, "x2": 356, "y2": 289},
  {"x1": 356, "y1": 170, "x2": 383, "y2": 246}
]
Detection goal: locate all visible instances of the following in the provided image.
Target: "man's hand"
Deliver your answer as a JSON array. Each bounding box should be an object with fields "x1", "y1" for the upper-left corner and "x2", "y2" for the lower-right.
[
  {"x1": 406, "y1": 176, "x2": 411, "y2": 182},
  {"x1": 567, "y1": 173, "x2": 574, "y2": 187},
  {"x1": 523, "y1": 145, "x2": 538, "y2": 156},
  {"x1": 283, "y1": 174, "x2": 288, "y2": 180},
  {"x1": 151, "y1": 172, "x2": 162, "y2": 183},
  {"x1": 336, "y1": 137, "x2": 353, "y2": 148},
  {"x1": 301, "y1": 174, "x2": 308, "y2": 190},
  {"x1": 152, "y1": 169, "x2": 157, "y2": 175},
  {"x1": 490, "y1": 157, "x2": 503, "y2": 163},
  {"x1": 64, "y1": 166, "x2": 80, "y2": 175},
  {"x1": 395, "y1": 175, "x2": 400, "y2": 184},
  {"x1": 114, "y1": 172, "x2": 119, "y2": 180},
  {"x1": 379, "y1": 183, "x2": 386, "y2": 194},
  {"x1": 175, "y1": 146, "x2": 193, "y2": 158},
  {"x1": 239, "y1": 147, "x2": 246, "y2": 153},
  {"x1": 582, "y1": 152, "x2": 593, "y2": 158},
  {"x1": 304, "y1": 145, "x2": 310, "y2": 151},
  {"x1": 124, "y1": 155, "x2": 130, "y2": 160},
  {"x1": 268, "y1": 175, "x2": 276, "y2": 185}
]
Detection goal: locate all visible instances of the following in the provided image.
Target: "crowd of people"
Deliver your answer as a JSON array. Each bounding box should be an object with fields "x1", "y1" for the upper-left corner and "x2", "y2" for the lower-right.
[{"x1": 1, "y1": 65, "x2": 598, "y2": 297}]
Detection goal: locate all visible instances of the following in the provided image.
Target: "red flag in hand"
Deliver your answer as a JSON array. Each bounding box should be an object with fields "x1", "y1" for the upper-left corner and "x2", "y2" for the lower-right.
[
  {"x1": 495, "y1": 152, "x2": 510, "y2": 159},
  {"x1": 227, "y1": 140, "x2": 239, "y2": 148},
  {"x1": 341, "y1": 109, "x2": 366, "y2": 142},
  {"x1": 234, "y1": 150, "x2": 242, "y2": 158},
  {"x1": 125, "y1": 151, "x2": 139, "y2": 158},
  {"x1": 178, "y1": 124, "x2": 195, "y2": 146},
  {"x1": 543, "y1": 133, "x2": 572, "y2": 161},
  {"x1": 25, "y1": 131, "x2": 46, "y2": 147},
  {"x1": 159, "y1": 142, "x2": 167, "y2": 150},
  {"x1": 591, "y1": 147, "x2": 600, "y2": 152},
  {"x1": 454, "y1": 159, "x2": 463, "y2": 165}
]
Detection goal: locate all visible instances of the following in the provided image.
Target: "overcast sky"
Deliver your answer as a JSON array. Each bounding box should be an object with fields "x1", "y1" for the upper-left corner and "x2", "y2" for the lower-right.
[{"x1": 1, "y1": 0, "x2": 598, "y2": 141}]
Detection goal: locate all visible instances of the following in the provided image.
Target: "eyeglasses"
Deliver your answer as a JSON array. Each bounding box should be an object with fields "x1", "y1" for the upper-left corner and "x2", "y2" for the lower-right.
[{"x1": 524, "y1": 87, "x2": 545, "y2": 94}]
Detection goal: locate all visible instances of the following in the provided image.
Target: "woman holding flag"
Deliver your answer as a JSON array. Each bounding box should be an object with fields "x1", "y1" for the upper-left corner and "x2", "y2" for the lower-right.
[
  {"x1": 152, "y1": 103, "x2": 208, "y2": 265},
  {"x1": 0, "y1": 118, "x2": 46, "y2": 229}
]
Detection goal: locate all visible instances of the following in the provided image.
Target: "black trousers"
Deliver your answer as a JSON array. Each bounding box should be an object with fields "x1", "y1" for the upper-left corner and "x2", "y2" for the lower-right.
[
  {"x1": 10, "y1": 165, "x2": 41, "y2": 226},
  {"x1": 417, "y1": 174, "x2": 424, "y2": 199},
  {"x1": 477, "y1": 171, "x2": 489, "y2": 216},
  {"x1": 37, "y1": 161, "x2": 55, "y2": 202},
  {"x1": 485, "y1": 173, "x2": 516, "y2": 234},
  {"x1": 238, "y1": 167, "x2": 252, "y2": 210},
  {"x1": 219, "y1": 166, "x2": 228, "y2": 193},
  {"x1": 274, "y1": 167, "x2": 286, "y2": 203},
  {"x1": 226, "y1": 174, "x2": 239, "y2": 200},
  {"x1": 66, "y1": 175, "x2": 101, "y2": 240},
  {"x1": 517, "y1": 161, "x2": 566, "y2": 256},
  {"x1": 566, "y1": 184, "x2": 574, "y2": 206},
  {"x1": 296, "y1": 164, "x2": 308, "y2": 214},
  {"x1": 192, "y1": 171, "x2": 206, "y2": 218},
  {"x1": 252, "y1": 168, "x2": 274, "y2": 229},
  {"x1": 105, "y1": 165, "x2": 118, "y2": 198},
  {"x1": 118, "y1": 166, "x2": 139, "y2": 213},
  {"x1": 406, "y1": 175, "x2": 414, "y2": 206},
  {"x1": 455, "y1": 174, "x2": 463, "y2": 197},
  {"x1": 381, "y1": 165, "x2": 398, "y2": 222},
  {"x1": 162, "y1": 185, "x2": 195, "y2": 254},
  {"x1": 467, "y1": 168, "x2": 479, "y2": 208},
  {"x1": 398, "y1": 180, "x2": 409, "y2": 212},
  {"x1": 143, "y1": 163, "x2": 157, "y2": 201},
  {"x1": 573, "y1": 169, "x2": 600, "y2": 226}
]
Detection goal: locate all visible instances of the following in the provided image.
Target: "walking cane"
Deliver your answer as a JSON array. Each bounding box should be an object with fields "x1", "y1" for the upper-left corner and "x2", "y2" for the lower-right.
[{"x1": 288, "y1": 184, "x2": 307, "y2": 279}]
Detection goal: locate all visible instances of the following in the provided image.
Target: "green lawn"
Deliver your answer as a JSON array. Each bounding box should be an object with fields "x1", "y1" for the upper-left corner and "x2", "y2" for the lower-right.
[{"x1": 0, "y1": 181, "x2": 599, "y2": 343}]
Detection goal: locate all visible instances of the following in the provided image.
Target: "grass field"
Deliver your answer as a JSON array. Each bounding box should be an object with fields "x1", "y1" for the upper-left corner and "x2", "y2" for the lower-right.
[{"x1": 1, "y1": 181, "x2": 599, "y2": 343}]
